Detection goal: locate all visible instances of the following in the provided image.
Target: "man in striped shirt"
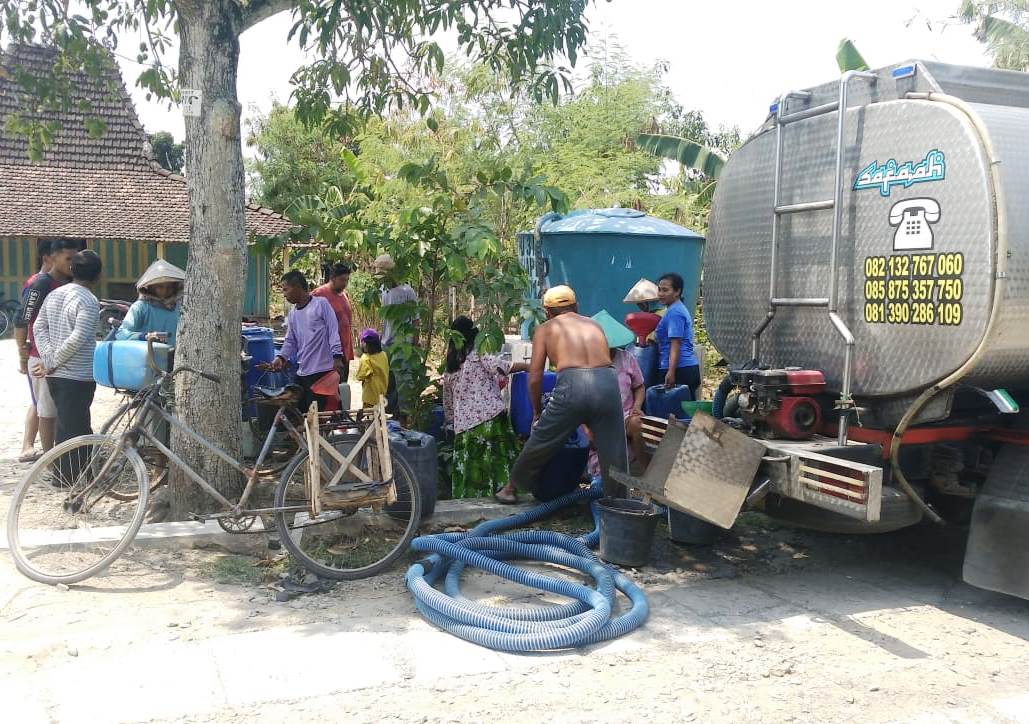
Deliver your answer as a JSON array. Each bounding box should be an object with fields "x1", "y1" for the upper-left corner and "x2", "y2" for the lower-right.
[{"x1": 32, "y1": 250, "x2": 102, "y2": 478}]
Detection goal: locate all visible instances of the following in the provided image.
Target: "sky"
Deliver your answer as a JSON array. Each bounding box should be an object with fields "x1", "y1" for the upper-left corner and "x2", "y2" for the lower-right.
[{"x1": 121, "y1": 0, "x2": 992, "y2": 145}]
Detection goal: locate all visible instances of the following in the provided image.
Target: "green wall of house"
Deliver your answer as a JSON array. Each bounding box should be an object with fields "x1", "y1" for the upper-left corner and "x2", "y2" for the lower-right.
[{"x1": 0, "y1": 237, "x2": 268, "y2": 317}]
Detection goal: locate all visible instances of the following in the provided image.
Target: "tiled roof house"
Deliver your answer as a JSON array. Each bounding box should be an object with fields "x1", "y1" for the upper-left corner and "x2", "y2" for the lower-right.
[{"x1": 0, "y1": 43, "x2": 289, "y2": 315}]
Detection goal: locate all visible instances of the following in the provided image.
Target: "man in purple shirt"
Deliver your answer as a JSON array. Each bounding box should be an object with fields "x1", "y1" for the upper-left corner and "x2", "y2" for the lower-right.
[{"x1": 269, "y1": 271, "x2": 344, "y2": 412}]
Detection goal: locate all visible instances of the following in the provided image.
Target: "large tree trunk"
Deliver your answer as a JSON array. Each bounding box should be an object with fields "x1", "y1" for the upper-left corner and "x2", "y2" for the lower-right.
[{"x1": 170, "y1": 0, "x2": 247, "y2": 519}]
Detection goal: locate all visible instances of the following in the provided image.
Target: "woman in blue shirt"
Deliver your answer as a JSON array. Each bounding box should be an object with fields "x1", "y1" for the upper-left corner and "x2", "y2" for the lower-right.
[
  {"x1": 654, "y1": 272, "x2": 701, "y2": 398},
  {"x1": 115, "y1": 260, "x2": 184, "y2": 346}
]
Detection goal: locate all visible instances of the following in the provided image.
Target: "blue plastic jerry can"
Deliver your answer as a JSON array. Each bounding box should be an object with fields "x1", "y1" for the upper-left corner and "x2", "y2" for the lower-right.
[{"x1": 645, "y1": 384, "x2": 693, "y2": 419}]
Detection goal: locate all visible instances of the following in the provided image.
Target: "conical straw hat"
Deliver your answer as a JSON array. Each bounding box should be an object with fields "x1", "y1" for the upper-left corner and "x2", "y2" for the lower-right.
[
  {"x1": 591, "y1": 309, "x2": 636, "y2": 349},
  {"x1": 623, "y1": 278, "x2": 659, "y2": 304}
]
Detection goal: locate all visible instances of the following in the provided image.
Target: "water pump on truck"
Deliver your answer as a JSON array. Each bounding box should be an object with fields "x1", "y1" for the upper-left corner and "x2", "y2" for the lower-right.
[
  {"x1": 650, "y1": 59, "x2": 1029, "y2": 602},
  {"x1": 731, "y1": 368, "x2": 826, "y2": 440}
]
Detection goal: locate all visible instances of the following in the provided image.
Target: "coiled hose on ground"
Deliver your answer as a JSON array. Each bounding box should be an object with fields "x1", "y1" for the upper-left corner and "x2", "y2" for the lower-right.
[{"x1": 404, "y1": 484, "x2": 649, "y2": 652}]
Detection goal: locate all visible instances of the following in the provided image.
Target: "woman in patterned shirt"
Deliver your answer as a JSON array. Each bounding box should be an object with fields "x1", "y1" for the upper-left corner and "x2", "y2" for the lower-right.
[{"x1": 442, "y1": 316, "x2": 528, "y2": 499}]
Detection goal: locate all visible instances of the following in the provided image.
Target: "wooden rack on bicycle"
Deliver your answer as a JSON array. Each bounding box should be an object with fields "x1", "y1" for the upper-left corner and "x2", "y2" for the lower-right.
[{"x1": 304, "y1": 399, "x2": 396, "y2": 516}]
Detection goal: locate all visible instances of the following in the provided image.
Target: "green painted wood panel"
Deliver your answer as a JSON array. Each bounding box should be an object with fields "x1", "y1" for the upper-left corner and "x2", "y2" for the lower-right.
[{"x1": 0, "y1": 238, "x2": 268, "y2": 317}]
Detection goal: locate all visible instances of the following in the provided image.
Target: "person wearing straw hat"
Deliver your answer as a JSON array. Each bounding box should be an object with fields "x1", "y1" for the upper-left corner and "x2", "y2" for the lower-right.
[
  {"x1": 114, "y1": 259, "x2": 186, "y2": 346},
  {"x1": 372, "y1": 253, "x2": 417, "y2": 348},
  {"x1": 373, "y1": 253, "x2": 417, "y2": 416},
  {"x1": 622, "y1": 277, "x2": 661, "y2": 313},
  {"x1": 587, "y1": 310, "x2": 647, "y2": 474},
  {"x1": 497, "y1": 285, "x2": 628, "y2": 502},
  {"x1": 623, "y1": 276, "x2": 666, "y2": 344}
]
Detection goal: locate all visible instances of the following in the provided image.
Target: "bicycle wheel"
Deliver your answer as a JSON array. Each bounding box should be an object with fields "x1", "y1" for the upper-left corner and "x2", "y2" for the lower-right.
[
  {"x1": 7, "y1": 435, "x2": 150, "y2": 585},
  {"x1": 100, "y1": 400, "x2": 169, "y2": 501},
  {"x1": 273, "y1": 442, "x2": 422, "y2": 580},
  {"x1": 0, "y1": 309, "x2": 10, "y2": 338}
]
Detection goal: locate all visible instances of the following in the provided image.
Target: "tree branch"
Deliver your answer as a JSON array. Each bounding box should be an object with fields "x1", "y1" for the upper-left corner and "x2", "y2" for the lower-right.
[{"x1": 239, "y1": 0, "x2": 294, "y2": 32}]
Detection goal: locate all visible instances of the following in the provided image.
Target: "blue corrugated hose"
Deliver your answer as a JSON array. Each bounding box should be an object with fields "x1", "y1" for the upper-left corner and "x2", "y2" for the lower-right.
[{"x1": 404, "y1": 484, "x2": 649, "y2": 652}]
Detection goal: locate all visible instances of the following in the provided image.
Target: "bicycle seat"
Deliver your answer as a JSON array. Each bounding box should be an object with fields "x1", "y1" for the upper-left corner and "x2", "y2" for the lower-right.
[{"x1": 254, "y1": 383, "x2": 303, "y2": 404}]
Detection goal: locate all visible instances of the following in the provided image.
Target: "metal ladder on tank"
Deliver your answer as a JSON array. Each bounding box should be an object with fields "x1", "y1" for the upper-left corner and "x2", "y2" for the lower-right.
[{"x1": 751, "y1": 70, "x2": 877, "y2": 446}]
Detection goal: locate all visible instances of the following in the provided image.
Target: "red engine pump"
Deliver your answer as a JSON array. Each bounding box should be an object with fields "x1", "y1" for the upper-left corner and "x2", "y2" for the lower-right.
[{"x1": 730, "y1": 368, "x2": 826, "y2": 440}]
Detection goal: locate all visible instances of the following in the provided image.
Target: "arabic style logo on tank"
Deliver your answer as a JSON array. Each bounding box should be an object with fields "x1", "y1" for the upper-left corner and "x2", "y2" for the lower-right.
[{"x1": 853, "y1": 149, "x2": 946, "y2": 197}]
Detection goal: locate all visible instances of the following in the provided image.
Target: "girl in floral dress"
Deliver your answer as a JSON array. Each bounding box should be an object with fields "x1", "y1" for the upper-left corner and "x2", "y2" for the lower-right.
[{"x1": 442, "y1": 316, "x2": 528, "y2": 498}]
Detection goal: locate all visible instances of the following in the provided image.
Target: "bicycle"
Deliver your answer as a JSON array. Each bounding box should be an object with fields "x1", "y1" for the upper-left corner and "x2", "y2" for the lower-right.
[
  {"x1": 97, "y1": 298, "x2": 130, "y2": 339},
  {"x1": 96, "y1": 330, "x2": 282, "y2": 499},
  {"x1": 7, "y1": 341, "x2": 422, "y2": 585},
  {"x1": 0, "y1": 291, "x2": 21, "y2": 338}
]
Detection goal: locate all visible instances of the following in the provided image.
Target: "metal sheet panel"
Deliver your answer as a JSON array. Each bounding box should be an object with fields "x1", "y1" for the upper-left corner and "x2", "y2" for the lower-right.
[
  {"x1": 963, "y1": 102, "x2": 1029, "y2": 388},
  {"x1": 708, "y1": 98, "x2": 995, "y2": 397},
  {"x1": 921, "y1": 61, "x2": 1029, "y2": 109},
  {"x1": 653, "y1": 413, "x2": 766, "y2": 528}
]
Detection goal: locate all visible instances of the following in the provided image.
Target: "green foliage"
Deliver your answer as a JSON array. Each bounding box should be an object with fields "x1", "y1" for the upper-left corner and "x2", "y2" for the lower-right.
[
  {"x1": 658, "y1": 107, "x2": 741, "y2": 159},
  {"x1": 246, "y1": 104, "x2": 360, "y2": 213},
  {"x1": 293, "y1": 146, "x2": 554, "y2": 427},
  {"x1": 149, "y1": 130, "x2": 183, "y2": 172},
  {"x1": 286, "y1": 0, "x2": 593, "y2": 135},
  {"x1": 1, "y1": 0, "x2": 596, "y2": 163},
  {"x1": 635, "y1": 133, "x2": 725, "y2": 180},
  {"x1": 958, "y1": 1, "x2": 1029, "y2": 71},
  {"x1": 249, "y1": 47, "x2": 736, "y2": 241},
  {"x1": 524, "y1": 62, "x2": 669, "y2": 209},
  {"x1": 836, "y1": 38, "x2": 870, "y2": 72}
]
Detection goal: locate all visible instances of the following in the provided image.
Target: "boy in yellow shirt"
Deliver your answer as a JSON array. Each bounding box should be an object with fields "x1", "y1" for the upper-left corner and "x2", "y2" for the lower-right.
[{"x1": 356, "y1": 328, "x2": 389, "y2": 407}]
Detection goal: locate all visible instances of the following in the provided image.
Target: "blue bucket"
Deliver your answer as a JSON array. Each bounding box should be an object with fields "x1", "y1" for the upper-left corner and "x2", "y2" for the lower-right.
[
  {"x1": 510, "y1": 371, "x2": 557, "y2": 436},
  {"x1": 532, "y1": 427, "x2": 589, "y2": 502},
  {"x1": 241, "y1": 326, "x2": 275, "y2": 420}
]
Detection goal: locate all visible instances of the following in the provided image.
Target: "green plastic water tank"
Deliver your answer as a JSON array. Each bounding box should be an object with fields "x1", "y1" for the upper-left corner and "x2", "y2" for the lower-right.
[{"x1": 518, "y1": 208, "x2": 705, "y2": 320}]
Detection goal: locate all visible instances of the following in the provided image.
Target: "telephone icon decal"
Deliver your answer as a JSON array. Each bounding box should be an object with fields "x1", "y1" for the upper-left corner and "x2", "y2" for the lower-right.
[{"x1": 889, "y1": 197, "x2": 940, "y2": 251}]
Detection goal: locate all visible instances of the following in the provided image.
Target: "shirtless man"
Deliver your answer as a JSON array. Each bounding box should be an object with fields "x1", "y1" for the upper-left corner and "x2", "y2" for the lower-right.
[{"x1": 498, "y1": 285, "x2": 628, "y2": 501}]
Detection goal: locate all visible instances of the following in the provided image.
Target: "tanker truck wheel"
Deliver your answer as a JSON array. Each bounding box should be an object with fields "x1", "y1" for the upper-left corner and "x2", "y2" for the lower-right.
[{"x1": 762, "y1": 486, "x2": 923, "y2": 535}]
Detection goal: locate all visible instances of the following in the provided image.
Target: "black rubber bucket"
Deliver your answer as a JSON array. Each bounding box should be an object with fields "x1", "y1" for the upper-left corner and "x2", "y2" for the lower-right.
[
  {"x1": 597, "y1": 497, "x2": 661, "y2": 568},
  {"x1": 667, "y1": 507, "x2": 722, "y2": 545}
]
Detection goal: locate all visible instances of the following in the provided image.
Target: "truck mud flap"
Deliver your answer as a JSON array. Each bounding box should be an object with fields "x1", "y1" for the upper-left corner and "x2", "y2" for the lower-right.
[{"x1": 963, "y1": 445, "x2": 1029, "y2": 600}]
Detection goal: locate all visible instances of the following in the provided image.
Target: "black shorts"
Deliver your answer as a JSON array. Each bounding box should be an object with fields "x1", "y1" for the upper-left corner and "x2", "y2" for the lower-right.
[{"x1": 296, "y1": 370, "x2": 335, "y2": 414}]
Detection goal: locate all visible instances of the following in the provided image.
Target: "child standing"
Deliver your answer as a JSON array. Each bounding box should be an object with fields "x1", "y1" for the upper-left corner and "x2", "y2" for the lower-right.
[
  {"x1": 442, "y1": 316, "x2": 528, "y2": 499},
  {"x1": 355, "y1": 328, "x2": 390, "y2": 408}
]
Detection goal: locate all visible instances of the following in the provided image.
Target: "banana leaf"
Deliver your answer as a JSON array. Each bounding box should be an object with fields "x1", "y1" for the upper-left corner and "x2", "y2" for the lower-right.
[
  {"x1": 836, "y1": 38, "x2": 869, "y2": 72},
  {"x1": 635, "y1": 133, "x2": 724, "y2": 180}
]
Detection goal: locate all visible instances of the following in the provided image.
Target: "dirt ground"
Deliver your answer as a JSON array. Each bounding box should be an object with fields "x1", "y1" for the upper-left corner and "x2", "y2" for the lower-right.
[{"x1": 1, "y1": 338, "x2": 1028, "y2": 724}]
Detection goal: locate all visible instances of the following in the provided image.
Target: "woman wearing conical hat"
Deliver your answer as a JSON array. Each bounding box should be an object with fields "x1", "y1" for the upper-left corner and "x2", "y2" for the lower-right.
[{"x1": 114, "y1": 259, "x2": 185, "y2": 346}]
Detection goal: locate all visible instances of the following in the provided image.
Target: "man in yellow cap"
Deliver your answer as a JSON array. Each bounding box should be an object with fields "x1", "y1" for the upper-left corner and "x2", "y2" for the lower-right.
[{"x1": 496, "y1": 285, "x2": 628, "y2": 501}]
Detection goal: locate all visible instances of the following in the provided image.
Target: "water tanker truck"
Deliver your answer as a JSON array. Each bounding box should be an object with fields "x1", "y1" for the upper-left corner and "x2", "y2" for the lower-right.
[{"x1": 673, "y1": 59, "x2": 1029, "y2": 601}]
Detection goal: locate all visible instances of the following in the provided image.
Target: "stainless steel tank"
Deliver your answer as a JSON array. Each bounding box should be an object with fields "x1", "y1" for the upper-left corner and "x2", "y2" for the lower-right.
[{"x1": 706, "y1": 60, "x2": 1029, "y2": 423}]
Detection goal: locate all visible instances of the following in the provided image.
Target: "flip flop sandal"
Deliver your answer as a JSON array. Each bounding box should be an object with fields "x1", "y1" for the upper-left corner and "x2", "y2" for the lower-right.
[
  {"x1": 494, "y1": 490, "x2": 518, "y2": 505},
  {"x1": 18, "y1": 451, "x2": 42, "y2": 463}
]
